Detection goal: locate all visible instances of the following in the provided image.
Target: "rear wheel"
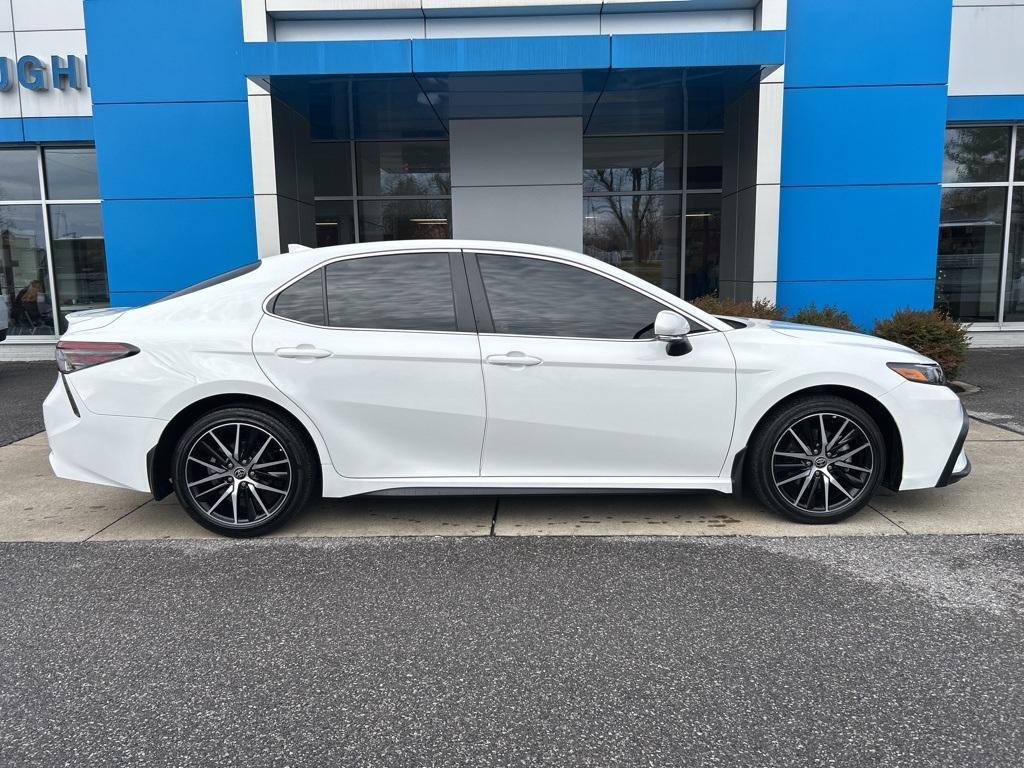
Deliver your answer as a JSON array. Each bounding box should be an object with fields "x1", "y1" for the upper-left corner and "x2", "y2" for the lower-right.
[
  {"x1": 748, "y1": 396, "x2": 885, "y2": 524},
  {"x1": 172, "y1": 406, "x2": 315, "y2": 537}
]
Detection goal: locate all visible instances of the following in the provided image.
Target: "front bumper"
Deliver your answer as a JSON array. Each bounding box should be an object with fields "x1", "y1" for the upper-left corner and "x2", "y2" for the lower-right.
[{"x1": 936, "y1": 405, "x2": 971, "y2": 487}]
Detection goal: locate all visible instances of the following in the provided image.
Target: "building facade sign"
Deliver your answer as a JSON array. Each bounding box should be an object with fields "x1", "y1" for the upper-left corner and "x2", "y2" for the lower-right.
[{"x1": 0, "y1": 55, "x2": 85, "y2": 92}]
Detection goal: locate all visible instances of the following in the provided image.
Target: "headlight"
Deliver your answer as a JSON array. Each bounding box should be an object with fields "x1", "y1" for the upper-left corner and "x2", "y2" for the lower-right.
[{"x1": 887, "y1": 362, "x2": 945, "y2": 385}]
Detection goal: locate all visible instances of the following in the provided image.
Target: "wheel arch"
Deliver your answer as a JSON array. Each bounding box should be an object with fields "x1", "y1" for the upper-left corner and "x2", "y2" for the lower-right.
[
  {"x1": 147, "y1": 393, "x2": 324, "y2": 500},
  {"x1": 736, "y1": 385, "x2": 904, "y2": 493}
]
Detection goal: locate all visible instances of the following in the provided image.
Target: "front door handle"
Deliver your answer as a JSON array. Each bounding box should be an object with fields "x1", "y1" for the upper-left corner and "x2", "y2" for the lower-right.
[
  {"x1": 486, "y1": 352, "x2": 542, "y2": 367},
  {"x1": 275, "y1": 345, "x2": 332, "y2": 360}
]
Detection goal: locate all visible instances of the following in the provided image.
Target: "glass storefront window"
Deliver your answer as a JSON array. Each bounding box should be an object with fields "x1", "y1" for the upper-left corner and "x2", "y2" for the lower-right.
[
  {"x1": 583, "y1": 133, "x2": 723, "y2": 298},
  {"x1": 583, "y1": 194, "x2": 682, "y2": 295},
  {"x1": 1016, "y1": 126, "x2": 1024, "y2": 183},
  {"x1": 49, "y1": 204, "x2": 109, "y2": 332},
  {"x1": 938, "y1": 123, "x2": 1024, "y2": 324},
  {"x1": 314, "y1": 200, "x2": 356, "y2": 248},
  {"x1": 686, "y1": 134, "x2": 723, "y2": 191},
  {"x1": 583, "y1": 135, "x2": 683, "y2": 194},
  {"x1": 1, "y1": 144, "x2": 106, "y2": 341},
  {"x1": 684, "y1": 194, "x2": 721, "y2": 300},
  {"x1": 1, "y1": 205, "x2": 54, "y2": 336},
  {"x1": 312, "y1": 139, "x2": 451, "y2": 245},
  {"x1": 356, "y1": 141, "x2": 450, "y2": 197},
  {"x1": 43, "y1": 147, "x2": 100, "y2": 199},
  {"x1": 936, "y1": 187, "x2": 1006, "y2": 322},
  {"x1": 311, "y1": 142, "x2": 353, "y2": 198},
  {"x1": 1003, "y1": 188, "x2": 1024, "y2": 322},
  {"x1": 942, "y1": 126, "x2": 1010, "y2": 183},
  {"x1": 0, "y1": 148, "x2": 42, "y2": 201},
  {"x1": 358, "y1": 199, "x2": 451, "y2": 242}
]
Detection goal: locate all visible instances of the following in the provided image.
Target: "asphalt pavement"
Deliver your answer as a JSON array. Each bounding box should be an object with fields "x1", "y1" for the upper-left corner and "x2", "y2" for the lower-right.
[
  {"x1": 0, "y1": 361, "x2": 53, "y2": 446},
  {"x1": 958, "y1": 348, "x2": 1024, "y2": 434},
  {"x1": 0, "y1": 535, "x2": 1021, "y2": 767}
]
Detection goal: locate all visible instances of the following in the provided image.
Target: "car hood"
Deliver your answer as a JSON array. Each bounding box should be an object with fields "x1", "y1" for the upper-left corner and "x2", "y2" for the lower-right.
[{"x1": 720, "y1": 316, "x2": 930, "y2": 361}]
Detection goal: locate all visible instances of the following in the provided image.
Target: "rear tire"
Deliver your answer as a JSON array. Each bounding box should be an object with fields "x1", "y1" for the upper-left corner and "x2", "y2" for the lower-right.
[
  {"x1": 748, "y1": 395, "x2": 886, "y2": 524},
  {"x1": 172, "y1": 406, "x2": 315, "y2": 537}
]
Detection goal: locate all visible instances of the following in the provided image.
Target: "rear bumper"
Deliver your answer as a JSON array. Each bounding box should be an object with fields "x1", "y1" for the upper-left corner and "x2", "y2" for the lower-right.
[
  {"x1": 43, "y1": 377, "x2": 165, "y2": 493},
  {"x1": 936, "y1": 405, "x2": 971, "y2": 487}
]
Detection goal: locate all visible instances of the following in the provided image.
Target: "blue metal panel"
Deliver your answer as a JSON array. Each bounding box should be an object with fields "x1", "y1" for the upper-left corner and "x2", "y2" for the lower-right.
[
  {"x1": 785, "y1": 0, "x2": 952, "y2": 88},
  {"x1": 243, "y1": 41, "x2": 412, "y2": 77},
  {"x1": 83, "y1": 0, "x2": 247, "y2": 103},
  {"x1": 782, "y1": 85, "x2": 947, "y2": 187},
  {"x1": 778, "y1": 186, "x2": 942, "y2": 282},
  {"x1": 22, "y1": 116, "x2": 94, "y2": 142},
  {"x1": 0, "y1": 118, "x2": 24, "y2": 142},
  {"x1": 102, "y1": 198, "x2": 257, "y2": 299},
  {"x1": 948, "y1": 95, "x2": 1024, "y2": 123},
  {"x1": 611, "y1": 31, "x2": 784, "y2": 70},
  {"x1": 92, "y1": 102, "x2": 253, "y2": 199},
  {"x1": 776, "y1": 279, "x2": 937, "y2": 331},
  {"x1": 413, "y1": 35, "x2": 609, "y2": 73}
]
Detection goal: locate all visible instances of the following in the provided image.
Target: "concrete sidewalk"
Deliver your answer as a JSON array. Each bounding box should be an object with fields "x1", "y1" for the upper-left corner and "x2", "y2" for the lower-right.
[{"x1": 0, "y1": 419, "x2": 1020, "y2": 542}]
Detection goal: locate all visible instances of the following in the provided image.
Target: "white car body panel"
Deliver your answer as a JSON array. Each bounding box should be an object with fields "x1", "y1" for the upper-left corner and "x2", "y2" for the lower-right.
[
  {"x1": 477, "y1": 331, "x2": 735, "y2": 477},
  {"x1": 253, "y1": 313, "x2": 487, "y2": 478},
  {"x1": 42, "y1": 239, "x2": 968, "y2": 502}
]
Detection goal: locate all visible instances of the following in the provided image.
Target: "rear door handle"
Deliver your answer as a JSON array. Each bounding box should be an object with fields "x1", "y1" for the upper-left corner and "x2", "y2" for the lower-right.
[
  {"x1": 275, "y1": 345, "x2": 332, "y2": 360},
  {"x1": 486, "y1": 352, "x2": 542, "y2": 367}
]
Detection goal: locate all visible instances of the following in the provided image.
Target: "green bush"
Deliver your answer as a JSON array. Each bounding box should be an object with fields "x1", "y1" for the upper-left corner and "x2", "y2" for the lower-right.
[
  {"x1": 690, "y1": 294, "x2": 786, "y2": 320},
  {"x1": 788, "y1": 303, "x2": 860, "y2": 333},
  {"x1": 872, "y1": 309, "x2": 970, "y2": 380}
]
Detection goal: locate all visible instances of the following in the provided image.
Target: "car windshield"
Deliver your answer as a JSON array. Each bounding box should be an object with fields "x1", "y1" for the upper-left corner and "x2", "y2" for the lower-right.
[{"x1": 150, "y1": 261, "x2": 262, "y2": 304}]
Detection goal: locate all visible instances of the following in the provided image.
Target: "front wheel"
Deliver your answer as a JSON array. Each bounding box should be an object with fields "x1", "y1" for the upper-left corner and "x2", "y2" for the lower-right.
[
  {"x1": 172, "y1": 406, "x2": 315, "y2": 537},
  {"x1": 748, "y1": 396, "x2": 886, "y2": 524}
]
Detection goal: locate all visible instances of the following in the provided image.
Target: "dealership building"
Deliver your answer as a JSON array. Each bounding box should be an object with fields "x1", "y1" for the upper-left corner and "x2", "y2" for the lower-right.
[{"x1": 1, "y1": 0, "x2": 1023, "y2": 357}]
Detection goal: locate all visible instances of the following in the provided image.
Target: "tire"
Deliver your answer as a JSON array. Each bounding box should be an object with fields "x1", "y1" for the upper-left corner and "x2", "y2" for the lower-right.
[
  {"x1": 172, "y1": 406, "x2": 316, "y2": 537},
  {"x1": 748, "y1": 395, "x2": 886, "y2": 524}
]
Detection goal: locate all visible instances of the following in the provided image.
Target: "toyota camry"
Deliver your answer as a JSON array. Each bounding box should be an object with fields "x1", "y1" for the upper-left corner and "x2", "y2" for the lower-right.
[{"x1": 43, "y1": 240, "x2": 970, "y2": 536}]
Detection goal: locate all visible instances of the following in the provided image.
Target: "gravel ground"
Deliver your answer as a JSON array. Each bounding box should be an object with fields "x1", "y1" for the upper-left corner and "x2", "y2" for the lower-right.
[
  {"x1": 0, "y1": 362, "x2": 54, "y2": 446},
  {"x1": 0, "y1": 535, "x2": 1021, "y2": 768},
  {"x1": 958, "y1": 348, "x2": 1024, "y2": 434}
]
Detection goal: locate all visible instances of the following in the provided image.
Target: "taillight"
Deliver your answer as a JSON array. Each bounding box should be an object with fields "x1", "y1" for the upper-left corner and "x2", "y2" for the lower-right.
[{"x1": 55, "y1": 341, "x2": 140, "y2": 374}]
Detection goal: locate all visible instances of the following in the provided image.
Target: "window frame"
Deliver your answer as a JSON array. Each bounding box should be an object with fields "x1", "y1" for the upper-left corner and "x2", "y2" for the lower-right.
[
  {"x1": 265, "y1": 248, "x2": 475, "y2": 335},
  {"x1": 464, "y1": 248, "x2": 712, "y2": 342}
]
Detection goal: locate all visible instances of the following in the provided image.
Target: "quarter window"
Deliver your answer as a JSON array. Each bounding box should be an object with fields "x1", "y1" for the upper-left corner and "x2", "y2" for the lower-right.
[
  {"x1": 325, "y1": 253, "x2": 456, "y2": 332},
  {"x1": 273, "y1": 269, "x2": 325, "y2": 326},
  {"x1": 476, "y1": 254, "x2": 673, "y2": 339}
]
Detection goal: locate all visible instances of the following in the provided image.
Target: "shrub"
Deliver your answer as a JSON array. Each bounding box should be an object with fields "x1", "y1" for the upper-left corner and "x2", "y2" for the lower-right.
[
  {"x1": 690, "y1": 294, "x2": 786, "y2": 320},
  {"x1": 788, "y1": 303, "x2": 860, "y2": 333},
  {"x1": 872, "y1": 309, "x2": 970, "y2": 380}
]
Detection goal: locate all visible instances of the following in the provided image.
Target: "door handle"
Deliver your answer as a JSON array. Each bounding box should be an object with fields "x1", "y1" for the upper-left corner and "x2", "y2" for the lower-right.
[
  {"x1": 486, "y1": 352, "x2": 542, "y2": 367},
  {"x1": 275, "y1": 345, "x2": 332, "y2": 360}
]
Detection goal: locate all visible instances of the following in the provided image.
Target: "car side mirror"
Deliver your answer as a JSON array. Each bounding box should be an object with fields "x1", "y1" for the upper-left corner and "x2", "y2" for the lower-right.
[{"x1": 654, "y1": 310, "x2": 692, "y2": 357}]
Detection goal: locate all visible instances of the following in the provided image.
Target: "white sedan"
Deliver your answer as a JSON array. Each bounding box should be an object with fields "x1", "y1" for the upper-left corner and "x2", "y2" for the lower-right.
[{"x1": 44, "y1": 240, "x2": 970, "y2": 537}]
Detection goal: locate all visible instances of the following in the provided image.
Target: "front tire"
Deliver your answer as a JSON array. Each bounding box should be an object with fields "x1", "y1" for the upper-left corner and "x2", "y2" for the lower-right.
[
  {"x1": 172, "y1": 406, "x2": 315, "y2": 537},
  {"x1": 748, "y1": 396, "x2": 886, "y2": 524}
]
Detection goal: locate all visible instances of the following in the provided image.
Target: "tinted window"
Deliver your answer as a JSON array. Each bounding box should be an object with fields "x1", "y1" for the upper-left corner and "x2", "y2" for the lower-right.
[
  {"x1": 325, "y1": 253, "x2": 456, "y2": 331},
  {"x1": 274, "y1": 269, "x2": 325, "y2": 325},
  {"x1": 477, "y1": 255, "x2": 668, "y2": 339}
]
